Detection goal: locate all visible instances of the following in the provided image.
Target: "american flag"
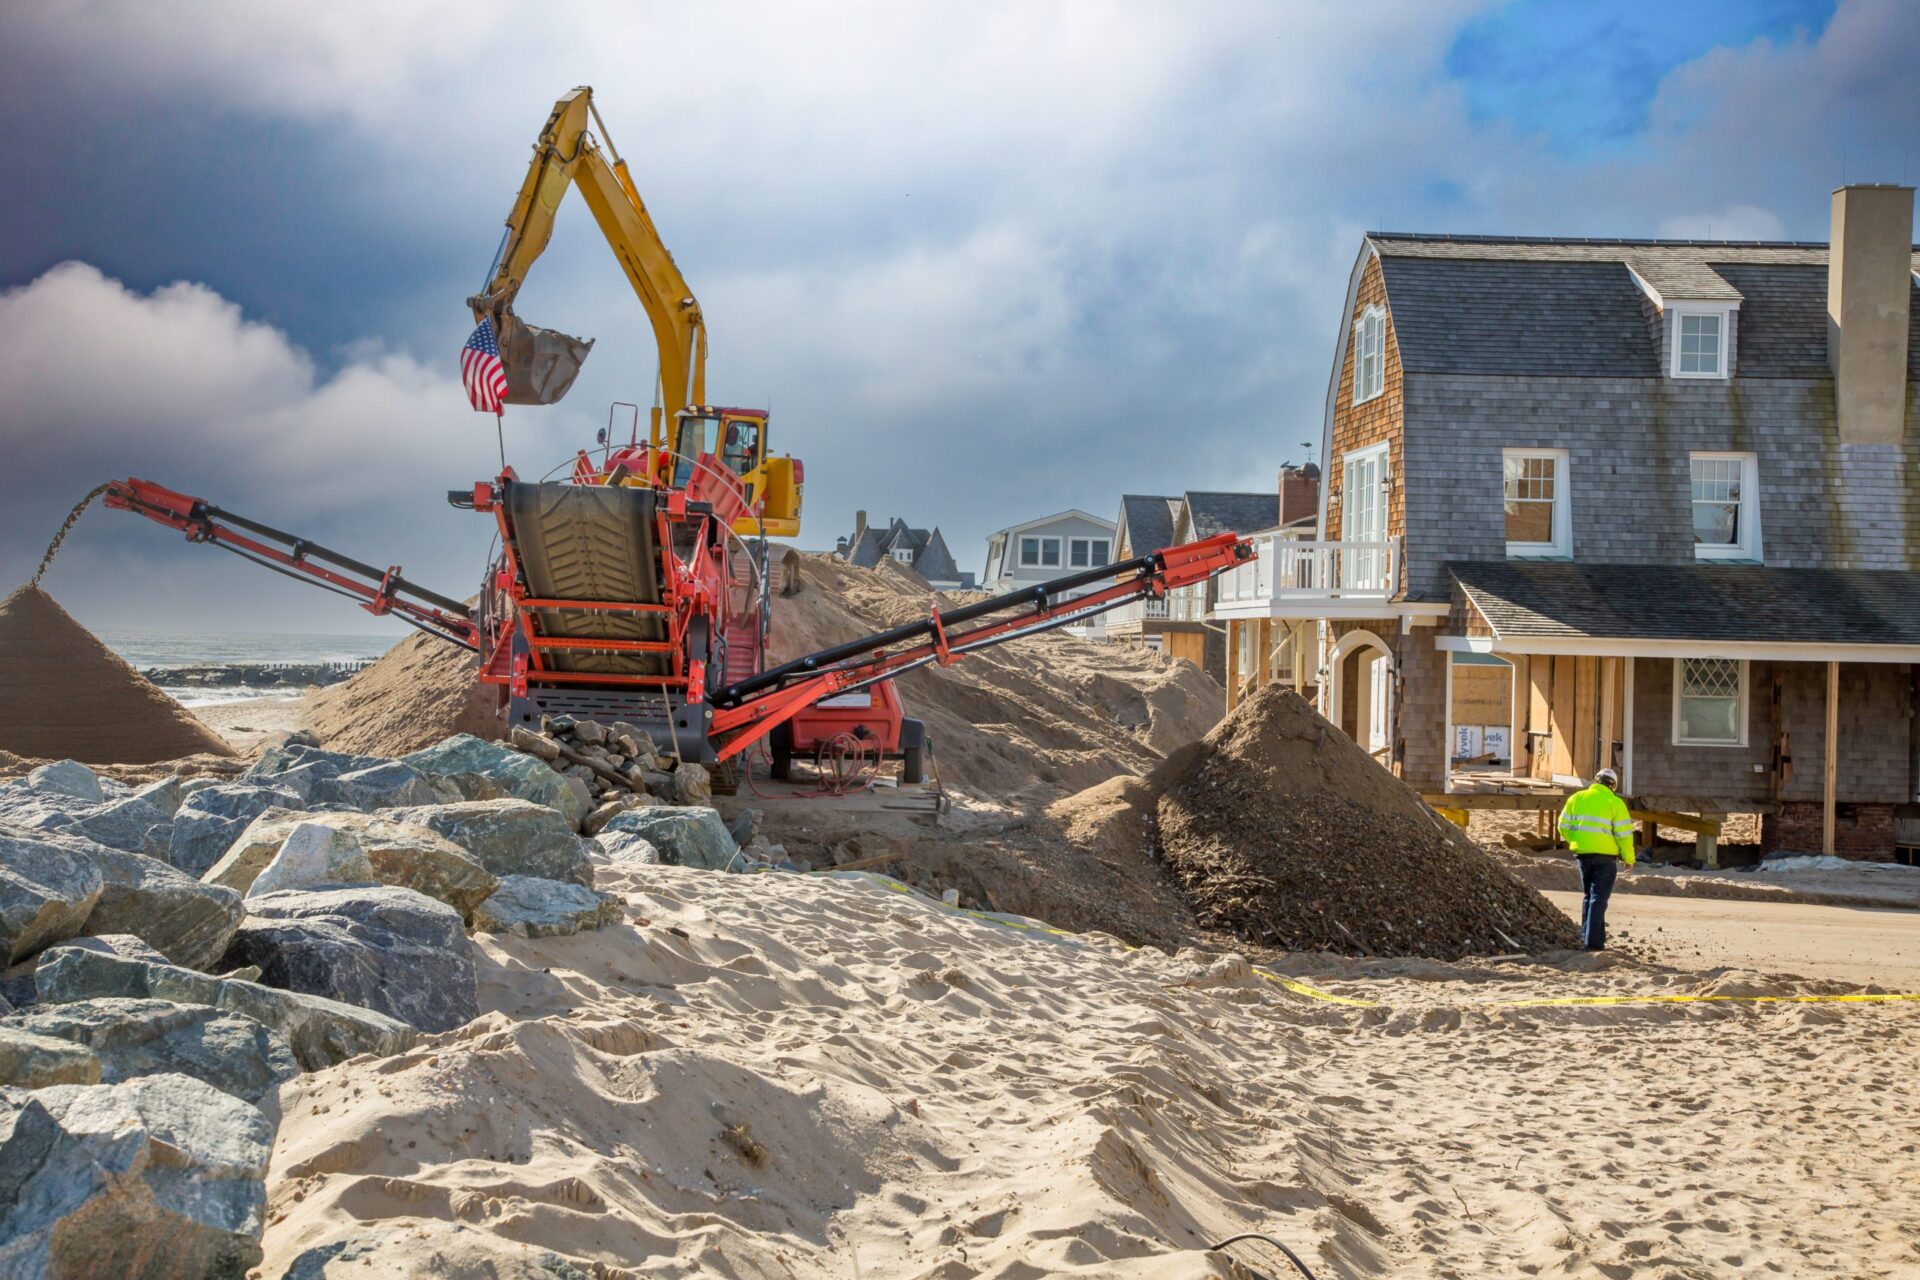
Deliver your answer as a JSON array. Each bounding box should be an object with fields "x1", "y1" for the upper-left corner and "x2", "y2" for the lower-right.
[{"x1": 460, "y1": 318, "x2": 508, "y2": 414}]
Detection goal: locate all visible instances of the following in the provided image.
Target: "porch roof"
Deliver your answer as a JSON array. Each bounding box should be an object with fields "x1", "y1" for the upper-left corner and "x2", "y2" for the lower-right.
[{"x1": 1450, "y1": 561, "x2": 1920, "y2": 650}]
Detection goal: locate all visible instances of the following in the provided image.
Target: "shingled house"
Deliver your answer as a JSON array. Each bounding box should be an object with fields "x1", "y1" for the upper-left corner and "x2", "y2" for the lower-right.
[
  {"x1": 1213, "y1": 184, "x2": 1920, "y2": 859},
  {"x1": 1110, "y1": 491, "x2": 1277, "y2": 682},
  {"x1": 835, "y1": 512, "x2": 969, "y2": 590}
]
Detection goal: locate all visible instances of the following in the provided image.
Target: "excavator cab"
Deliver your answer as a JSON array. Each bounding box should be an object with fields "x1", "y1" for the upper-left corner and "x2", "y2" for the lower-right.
[{"x1": 668, "y1": 408, "x2": 802, "y2": 538}]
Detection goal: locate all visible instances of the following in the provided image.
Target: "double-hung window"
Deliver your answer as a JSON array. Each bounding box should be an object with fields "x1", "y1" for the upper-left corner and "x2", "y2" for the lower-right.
[
  {"x1": 1501, "y1": 448, "x2": 1571, "y2": 558},
  {"x1": 1019, "y1": 536, "x2": 1060, "y2": 569},
  {"x1": 1068, "y1": 537, "x2": 1110, "y2": 569},
  {"x1": 1673, "y1": 658, "x2": 1747, "y2": 746},
  {"x1": 1670, "y1": 307, "x2": 1731, "y2": 379},
  {"x1": 1352, "y1": 306, "x2": 1385, "y2": 404},
  {"x1": 1689, "y1": 452, "x2": 1760, "y2": 561}
]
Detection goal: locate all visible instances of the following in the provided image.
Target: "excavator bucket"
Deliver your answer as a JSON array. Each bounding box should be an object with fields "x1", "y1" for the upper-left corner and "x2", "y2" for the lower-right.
[{"x1": 497, "y1": 310, "x2": 595, "y2": 405}]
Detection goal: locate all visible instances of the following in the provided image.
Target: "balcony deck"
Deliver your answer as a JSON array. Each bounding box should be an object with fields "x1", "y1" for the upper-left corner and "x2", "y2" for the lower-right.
[{"x1": 1210, "y1": 536, "x2": 1401, "y2": 620}]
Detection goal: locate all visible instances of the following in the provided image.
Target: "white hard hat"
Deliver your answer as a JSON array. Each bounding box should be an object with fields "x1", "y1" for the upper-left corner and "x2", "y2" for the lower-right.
[{"x1": 1595, "y1": 767, "x2": 1620, "y2": 788}]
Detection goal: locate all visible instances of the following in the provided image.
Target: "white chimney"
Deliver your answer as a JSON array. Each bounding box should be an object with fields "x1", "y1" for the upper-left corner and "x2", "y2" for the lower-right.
[{"x1": 1827, "y1": 184, "x2": 1914, "y2": 445}]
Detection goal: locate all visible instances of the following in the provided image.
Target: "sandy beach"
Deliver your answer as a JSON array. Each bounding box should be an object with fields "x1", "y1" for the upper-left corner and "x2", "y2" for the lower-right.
[{"x1": 258, "y1": 860, "x2": 1920, "y2": 1279}]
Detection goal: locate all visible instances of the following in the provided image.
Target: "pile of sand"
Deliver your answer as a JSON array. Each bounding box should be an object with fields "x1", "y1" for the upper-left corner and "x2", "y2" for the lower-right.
[
  {"x1": 1086, "y1": 684, "x2": 1578, "y2": 957},
  {"x1": 770, "y1": 555, "x2": 1221, "y2": 803},
  {"x1": 0, "y1": 585, "x2": 233, "y2": 764},
  {"x1": 303, "y1": 625, "x2": 503, "y2": 756},
  {"x1": 306, "y1": 555, "x2": 1220, "y2": 807}
]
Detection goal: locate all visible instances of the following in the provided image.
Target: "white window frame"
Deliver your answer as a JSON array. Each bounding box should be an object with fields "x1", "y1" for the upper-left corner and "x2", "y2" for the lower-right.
[
  {"x1": 1067, "y1": 537, "x2": 1110, "y2": 569},
  {"x1": 1688, "y1": 451, "x2": 1761, "y2": 562},
  {"x1": 1351, "y1": 305, "x2": 1385, "y2": 405},
  {"x1": 890, "y1": 547, "x2": 915, "y2": 565},
  {"x1": 1339, "y1": 441, "x2": 1390, "y2": 588},
  {"x1": 1668, "y1": 304, "x2": 1734, "y2": 380},
  {"x1": 1671, "y1": 657, "x2": 1749, "y2": 747},
  {"x1": 1501, "y1": 447, "x2": 1572, "y2": 559},
  {"x1": 1018, "y1": 535, "x2": 1061, "y2": 569}
]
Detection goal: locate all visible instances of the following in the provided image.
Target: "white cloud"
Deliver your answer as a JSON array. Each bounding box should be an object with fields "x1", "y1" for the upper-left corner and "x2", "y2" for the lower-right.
[{"x1": 1658, "y1": 205, "x2": 1790, "y2": 242}]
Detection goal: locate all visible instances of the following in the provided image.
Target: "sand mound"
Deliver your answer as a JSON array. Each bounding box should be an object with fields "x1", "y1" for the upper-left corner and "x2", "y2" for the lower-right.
[
  {"x1": 0, "y1": 584, "x2": 232, "y2": 763},
  {"x1": 305, "y1": 554, "x2": 1219, "y2": 803},
  {"x1": 1152, "y1": 684, "x2": 1579, "y2": 957},
  {"x1": 303, "y1": 626, "x2": 503, "y2": 756},
  {"x1": 773, "y1": 555, "x2": 1221, "y2": 803}
]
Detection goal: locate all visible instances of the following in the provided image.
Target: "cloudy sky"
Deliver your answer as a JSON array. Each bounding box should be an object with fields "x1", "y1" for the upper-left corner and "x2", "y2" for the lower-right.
[{"x1": 3, "y1": 0, "x2": 1916, "y2": 635}]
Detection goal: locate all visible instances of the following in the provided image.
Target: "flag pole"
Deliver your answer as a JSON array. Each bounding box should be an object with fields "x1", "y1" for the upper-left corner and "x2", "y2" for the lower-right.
[{"x1": 495, "y1": 412, "x2": 506, "y2": 471}]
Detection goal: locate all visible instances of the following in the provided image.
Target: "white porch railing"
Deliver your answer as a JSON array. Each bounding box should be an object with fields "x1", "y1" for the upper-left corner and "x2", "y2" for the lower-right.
[{"x1": 1211, "y1": 536, "x2": 1400, "y2": 619}]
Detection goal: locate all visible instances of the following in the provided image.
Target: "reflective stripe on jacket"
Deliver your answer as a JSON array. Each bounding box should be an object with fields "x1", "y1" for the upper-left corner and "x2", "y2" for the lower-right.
[{"x1": 1558, "y1": 783, "x2": 1635, "y2": 864}]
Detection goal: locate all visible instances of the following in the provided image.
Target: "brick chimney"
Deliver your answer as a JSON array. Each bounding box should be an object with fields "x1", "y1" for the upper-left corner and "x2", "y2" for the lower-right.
[
  {"x1": 1827, "y1": 184, "x2": 1913, "y2": 445},
  {"x1": 1279, "y1": 463, "x2": 1321, "y2": 527},
  {"x1": 853, "y1": 510, "x2": 868, "y2": 544}
]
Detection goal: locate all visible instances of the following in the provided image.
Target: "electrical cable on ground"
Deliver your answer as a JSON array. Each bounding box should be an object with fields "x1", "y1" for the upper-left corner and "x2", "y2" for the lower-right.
[{"x1": 1207, "y1": 1230, "x2": 1320, "y2": 1280}]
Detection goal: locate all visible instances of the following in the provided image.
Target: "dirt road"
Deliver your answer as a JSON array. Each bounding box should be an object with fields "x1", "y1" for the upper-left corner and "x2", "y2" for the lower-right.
[{"x1": 1546, "y1": 889, "x2": 1920, "y2": 987}]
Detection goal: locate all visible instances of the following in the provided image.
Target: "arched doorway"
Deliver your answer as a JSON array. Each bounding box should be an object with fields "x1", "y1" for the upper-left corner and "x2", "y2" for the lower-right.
[{"x1": 1325, "y1": 628, "x2": 1394, "y2": 763}]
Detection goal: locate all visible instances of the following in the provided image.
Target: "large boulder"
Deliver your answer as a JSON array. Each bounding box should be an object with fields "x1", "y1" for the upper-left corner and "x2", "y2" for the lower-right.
[
  {"x1": 2, "y1": 998, "x2": 298, "y2": 1111},
  {"x1": 471, "y1": 876, "x2": 624, "y2": 939},
  {"x1": 24, "y1": 761, "x2": 102, "y2": 803},
  {"x1": 246, "y1": 822, "x2": 377, "y2": 900},
  {"x1": 242, "y1": 744, "x2": 387, "y2": 806},
  {"x1": 384, "y1": 799, "x2": 593, "y2": 887},
  {"x1": 203, "y1": 810, "x2": 498, "y2": 922},
  {"x1": 166, "y1": 783, "x2": 305, "y2": 879},
  {"x1": 34, "y1": 946, "x2": 416, "y2": 1072},
  {"x1": 69, "y1": 779, "x2": 182, "y2": 860},
  {"x1": 222, "y1": 887, "x2": 477, "y2": 1034},
  {"x1": 329, "y1": 761, "x2": 447, "y2": 810},
  {"x1": 0, "y1": 828, "x2": 104, "y2": 965},
  {"x1": 0, "y1": 1073, "x2": 273, "y2": 1278},
  {"x1": 590, "y1": 830, "x2": 661, "y2": 866},
  {"x1": 601, "y1": 806, "x2": 739, "y2": 871},
  {"x1": 84, "y1": 846, "x2": 245, "y2": 971},
  {"x1": 0, "y1": 1027, "x2": 101, "y2": 1088},
  {"x1": 401, "y1": 734, "x2": 589, "y2": 827}
]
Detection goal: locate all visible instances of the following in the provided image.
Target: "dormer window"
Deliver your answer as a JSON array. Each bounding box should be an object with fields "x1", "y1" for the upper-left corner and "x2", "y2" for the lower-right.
[
  {"x1": 1669, "y1": 306, "x2": 1732, "y2": 379},
  {"x1": 1352, "y1": 306, "x2": 1385, "y2": 404}
]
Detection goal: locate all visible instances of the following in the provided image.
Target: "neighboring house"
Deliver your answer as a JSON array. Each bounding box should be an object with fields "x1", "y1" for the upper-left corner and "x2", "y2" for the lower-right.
[
  {"x1": 981, "y1": 509, "x2": 1115, "y2": 635},
  {"x1": 1111, "y1": 490, "x2": 1278, "y2": 682},
  {"x1": 834, "y1": 511, "x2": 972, "y2": 590},
  {"x1": 1213, "y1": 183, "x2": 1920, "y2": 860},
  {"x1": 1215, "y1": 463, "x2": 1322, "y2": 710}
]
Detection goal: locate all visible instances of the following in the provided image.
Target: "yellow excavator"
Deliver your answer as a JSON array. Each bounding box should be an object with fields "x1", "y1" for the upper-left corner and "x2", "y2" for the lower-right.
[{"x1": 468, "y1": 87, "x2": 802, "y2": 537}]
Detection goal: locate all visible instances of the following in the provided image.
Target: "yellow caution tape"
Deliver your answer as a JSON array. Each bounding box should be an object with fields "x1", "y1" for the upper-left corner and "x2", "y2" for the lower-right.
[{"x1": 1254, "y1": 970, "x2": 1383, "y2": 1007}]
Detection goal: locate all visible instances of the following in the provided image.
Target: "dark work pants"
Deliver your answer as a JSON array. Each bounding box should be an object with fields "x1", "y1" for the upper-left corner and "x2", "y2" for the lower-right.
[{"x1": 1577, "y1": 854, "x2": 1620, "y2": 951}]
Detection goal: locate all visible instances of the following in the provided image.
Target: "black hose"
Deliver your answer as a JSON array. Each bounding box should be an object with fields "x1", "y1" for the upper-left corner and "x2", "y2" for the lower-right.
[{"x1": 1208, "y1": 1231, "x2": 1320, "y2": 1280}]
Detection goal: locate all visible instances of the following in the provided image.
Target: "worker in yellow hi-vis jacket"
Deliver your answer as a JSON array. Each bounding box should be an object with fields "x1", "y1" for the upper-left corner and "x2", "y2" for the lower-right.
[{"x1": 1558, "y1": 768, "x2": 1635, "y2": 950}]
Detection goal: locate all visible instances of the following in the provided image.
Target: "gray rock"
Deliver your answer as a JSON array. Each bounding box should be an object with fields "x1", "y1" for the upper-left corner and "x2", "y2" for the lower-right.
[
  {"x1": 383, "y1": 799, "x2": 593, "y2": 887},
  {"x1": 3, "y1": 998, "x2": 298, "y2": 1110},
  {"x1": 245, "y1": 743, "x2": 384, "y2": 782},
  {"x1": 602, "y1": 806, "x2": 739, "y2": 871},
  {"x1": 590, "y1": 830, "x2": 661, "y2": 865},
  {"x1": 329, "y1": 760, "x2": 444, "y2": 810},
  {"x1": 246, "y1": 822, "x2": 377, "y2": 900},
  {"x1": 60, "y1": 934, "x2": 168, "y2": 963},
  {"x1": 34, "y1": 947, "x2": 416, "y2": 1072},
  {"x1": 572, "y1": 719, "x2": 606, "y2": 746},
  {"x1": 471, "y1": 876, "x2": 624, "y2": 938},
  {"x1": 85, "y1": 846, "x2": 246, "y2": 972},
  {"x1": 0, "y1": 783, "x2": 94, "y2": 835},
  {"x1": 0, "y1": 1027, "x2": 101, "y2": 1088},
  {"x1": 25, "y1": 761, "x2": 102, "y2": 803},
  {"x1": 222, "y1": 887, "x2": 477, "y2": 1033},
  {"x1": 203, "y1": 810, "x2": 498, "y2": 922},
  {"x1": 508, "y1": 725, "x2": 561, "y2": 761},
  {"x1": 405, "y1": 733, "x2": 588, "y2": 827},
  {"x1": 671, "y1": 763, "x2": 713, "y2": 806},
  {"x1": 582, "y1": 793, "x2": 659, "y2": 836},
  {"x1": 0, "y1": 1073, "x2": 273, "y2": 1278},
  {"x1": 67, "y1": 779, "x2": 181, "y2": 860},
  {"x1": 0, "y1": 828, "x2": 104, "y2": 965},
  {"x1": 166, "y1": 784, "x2": 306, "y2": 878}
]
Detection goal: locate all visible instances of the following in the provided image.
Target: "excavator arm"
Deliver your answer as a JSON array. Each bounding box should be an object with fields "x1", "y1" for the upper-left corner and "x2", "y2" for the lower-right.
[{"x1": 470, "y1": 86, "x2": 706, "y2": 427}]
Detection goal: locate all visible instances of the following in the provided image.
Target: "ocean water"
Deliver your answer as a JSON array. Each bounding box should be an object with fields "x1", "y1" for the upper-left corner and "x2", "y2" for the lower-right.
[{"x1": 96, "y1": 630, "x2": 401, "y2": 708}]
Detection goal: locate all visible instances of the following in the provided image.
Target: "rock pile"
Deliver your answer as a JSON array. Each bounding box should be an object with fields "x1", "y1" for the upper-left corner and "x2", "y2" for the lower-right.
[
  {"x1": 503, "y1": 715, "x2": 714, "y2": 811},
  {"x1": 0, "y1": 723, "x2": 766, "y2": 1271},
  {"x1": 1150, "y1": 685, "x2": 1581, "y2": 958}
]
